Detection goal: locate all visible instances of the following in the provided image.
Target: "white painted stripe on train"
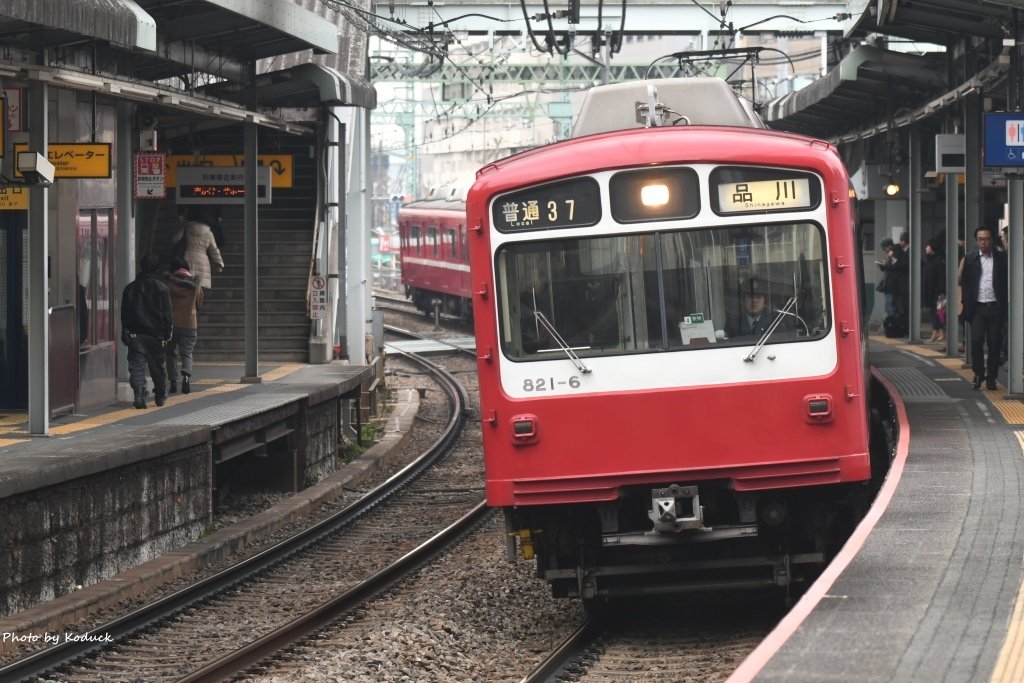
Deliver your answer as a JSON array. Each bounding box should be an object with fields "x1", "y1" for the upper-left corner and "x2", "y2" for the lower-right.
[{"x1": 402, "y1": 256, "x2": 470, "y2": 272}]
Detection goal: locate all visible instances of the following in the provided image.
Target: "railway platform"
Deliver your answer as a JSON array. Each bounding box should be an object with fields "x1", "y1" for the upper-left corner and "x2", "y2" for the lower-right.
[
  {"x1": 0, "y1": 358, "x2": 398, "y2": 640},
  {"x1": 733, "y1": 335, "x2": 1024, "y2": 682}
]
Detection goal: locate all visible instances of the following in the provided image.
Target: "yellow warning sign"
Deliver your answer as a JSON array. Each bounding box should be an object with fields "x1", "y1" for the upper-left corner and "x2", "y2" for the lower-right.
[
  {"x1": 167, "y1": 154, "x2": 293, "y2": 188},
  {"x1": 14, "y1": 143, "x2": 112, "y2": 178},
  {"x1": 0, "y1": 186, "x2": 29, "y2": 210}
]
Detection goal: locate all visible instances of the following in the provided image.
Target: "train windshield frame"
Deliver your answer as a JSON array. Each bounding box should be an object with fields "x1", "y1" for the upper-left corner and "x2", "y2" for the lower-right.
[{"x1": 495, "y1": 221, "x2": 830, "y2": 360}]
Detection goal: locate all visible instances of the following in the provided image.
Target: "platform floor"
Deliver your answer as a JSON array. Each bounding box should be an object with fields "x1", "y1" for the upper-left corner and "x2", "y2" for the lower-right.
[
  {"x1": 0, "y1": 360, "x2": 372, "y2": 495},
  {"x1": 733, "y1": 336, "x2": 1024, "y2": 683},
  {"x1": 0, "y1": 358, "x2": 400, "y2": 645}
]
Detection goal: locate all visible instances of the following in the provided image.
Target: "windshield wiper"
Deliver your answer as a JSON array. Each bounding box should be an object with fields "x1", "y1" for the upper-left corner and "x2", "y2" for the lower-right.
[
  {"x1": 744, "y1": 296, "x2": 797, "y2": 362},
  {"x1": 533, "y1": 309, "x2": 593, "y2": 374}
]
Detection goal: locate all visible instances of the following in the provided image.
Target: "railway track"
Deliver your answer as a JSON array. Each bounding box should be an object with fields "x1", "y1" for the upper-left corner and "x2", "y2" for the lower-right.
[
  {"x1": 0, "y1": 348, "x2": 479, "y2": 683},
  {"x1": 1, "y1": 313, "x2": 900, "y2": 682},
  {"x1": 374, "y1": 291, "x2": 471, "y2": 328},
  {"x1": 521, "y1": 597, "x2": 783, "y2": 683}
]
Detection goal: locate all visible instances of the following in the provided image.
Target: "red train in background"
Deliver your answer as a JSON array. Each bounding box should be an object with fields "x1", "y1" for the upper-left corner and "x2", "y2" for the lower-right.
[
  {"x1": 396, "y1": 190, "x2": 473, "y2": 319},
  {"x1": 466, "y1": 78, "x2": 872, "y2": 605}
]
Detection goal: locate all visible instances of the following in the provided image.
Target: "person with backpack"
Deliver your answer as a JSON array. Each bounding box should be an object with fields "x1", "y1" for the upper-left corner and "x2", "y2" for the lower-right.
[{"x1": 163, "y1": 256, "x2": 204, "y2": 394}]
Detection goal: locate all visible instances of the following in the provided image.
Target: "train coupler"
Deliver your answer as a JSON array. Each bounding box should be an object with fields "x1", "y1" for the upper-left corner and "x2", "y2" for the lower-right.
[{"x1": 648, "y1": 484, "x2": 704, "y2": 532}]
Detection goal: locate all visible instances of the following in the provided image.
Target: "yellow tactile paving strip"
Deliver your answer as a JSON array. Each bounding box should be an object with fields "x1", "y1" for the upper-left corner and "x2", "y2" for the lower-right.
[
  {"x1": 876, "y1": 338, "x2": 1024, "y2": 424},
  {"x1": 0, "y1": 363, "x2": 304, "y2": 448},
  {"x1": 991, "y1": 433, "x2": 1024, "y2": 683}
]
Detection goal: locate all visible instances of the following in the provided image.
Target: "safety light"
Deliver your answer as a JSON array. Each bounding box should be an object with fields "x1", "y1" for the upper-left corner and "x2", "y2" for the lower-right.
[
  {"x1": 510, "y1": 414, "x2": 539, "y2": 445},
  {"x1": 883, "y1": 182, "x2": 900, "y2": 197},
  {"x1": 641, "y1": 183, "x2": 670, "y2": 207}
]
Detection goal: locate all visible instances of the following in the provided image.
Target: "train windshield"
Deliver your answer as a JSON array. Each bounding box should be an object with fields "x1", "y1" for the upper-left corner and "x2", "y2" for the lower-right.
[{"x1": 496, "y1": 222, "x2": 829, "y2": 360}]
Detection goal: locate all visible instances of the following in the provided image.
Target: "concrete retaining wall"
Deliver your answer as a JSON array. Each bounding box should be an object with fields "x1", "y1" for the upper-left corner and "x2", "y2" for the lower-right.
[{"x1": 0, "y1": 442, "x2": 211, "y2": 616}]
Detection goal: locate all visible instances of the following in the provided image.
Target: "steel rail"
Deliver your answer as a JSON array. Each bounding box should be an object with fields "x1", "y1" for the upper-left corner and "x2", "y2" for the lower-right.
[
  {"x1": 519, "y1": 616, "x2": 606, "y2": 683},
  {"x1": 180, "y1": 501, "x2": 490, "y2": 682},
  {"x1": 0, "y1": 350, "x2": 468, "y2": 683}
]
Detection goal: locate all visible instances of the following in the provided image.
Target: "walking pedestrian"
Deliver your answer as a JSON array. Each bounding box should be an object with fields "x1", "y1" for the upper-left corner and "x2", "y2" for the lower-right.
[
  {"x1": 164, "y1": 256, "x2": 204, "y2": 395},
  {"x1": 173, "y1": 206, "x2": 224, "y2": 291},
  {"x1": 960, "y1": 226, "x2": 1008, "y2": 390},
  {"x1": 922, "y1": 238, "x2": 946, "y2": 342},
  {"x1": 120, "y1": 254, "x2": 172, "y2": 408}
]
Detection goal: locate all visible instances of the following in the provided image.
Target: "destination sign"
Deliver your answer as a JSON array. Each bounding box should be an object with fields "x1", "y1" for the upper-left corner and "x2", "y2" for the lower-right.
[
  {"x1": 176, "y1": 166, "x2": 271, "y2": 205},
  {"x1": 492, "y1": 177, "x2": 600, "y2": 232},
  {"x1": 712, "y1": 167, "x2": 820, "y2": 215}
]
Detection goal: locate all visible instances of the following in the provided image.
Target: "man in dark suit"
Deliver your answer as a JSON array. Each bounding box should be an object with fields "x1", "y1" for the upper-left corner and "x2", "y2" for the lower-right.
[
  {"x1": 961, "y1": 226, "x2": 1008, "y2": 390},
  {"x1": 729, "y1": 277, "x2": 774, "y2": 339}
]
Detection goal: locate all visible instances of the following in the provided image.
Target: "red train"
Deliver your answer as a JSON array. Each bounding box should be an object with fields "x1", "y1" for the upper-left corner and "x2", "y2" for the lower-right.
[
  {"x1": 396, "y1": 191, "x2": 472, "y2": 319},
  {"x1": 466, "y1": 78, "x2": 871, "y2": 604}
]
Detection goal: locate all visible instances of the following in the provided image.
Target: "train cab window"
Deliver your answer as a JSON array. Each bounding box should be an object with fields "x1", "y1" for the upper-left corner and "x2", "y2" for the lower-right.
[
  {"x1": 660, "y1": 222, "x2": 829, "y2": 350},
  {"x1": 496, "y1": 222, "x2": 829, "y2": 360}
]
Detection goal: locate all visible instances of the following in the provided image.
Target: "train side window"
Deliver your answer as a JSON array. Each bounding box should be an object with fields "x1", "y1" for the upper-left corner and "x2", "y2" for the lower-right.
[
  {"x1": 411, "y1": 226, "x2": 420, "y2": 254},
  {"x1": 429, "y1": 227, "x2": 439, "y2": 256},
  {"x1": 447, "y1": 229, "x2": 457, "y2": 259}
]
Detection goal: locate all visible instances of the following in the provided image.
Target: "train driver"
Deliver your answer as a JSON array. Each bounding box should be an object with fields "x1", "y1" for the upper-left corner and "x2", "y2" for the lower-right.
[{"x1": 728, "y1": 277, "x2": 774, "y2": 339}]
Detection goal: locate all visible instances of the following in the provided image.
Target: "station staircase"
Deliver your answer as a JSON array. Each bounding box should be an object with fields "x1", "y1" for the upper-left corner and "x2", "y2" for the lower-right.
[
  {"x1": 192, "y1": 207, "x2": 312, "y2": 363},
  {"x1": 146, "y1": 158, "x2": 315, "y2": 363}
]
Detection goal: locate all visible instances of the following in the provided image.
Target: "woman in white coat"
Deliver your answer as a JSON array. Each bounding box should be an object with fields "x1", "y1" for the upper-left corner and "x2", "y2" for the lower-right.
[{"x1": 173, "y1": 207, "x2": 224, "y2": 290}]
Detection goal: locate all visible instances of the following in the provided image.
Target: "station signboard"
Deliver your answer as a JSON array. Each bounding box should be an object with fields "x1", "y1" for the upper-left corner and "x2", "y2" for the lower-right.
[
  {"x1": 309, "y1": 275, "x2": 327, "y2": 319},
  {"x1": 166, "y1": 154, "x2": 293, "y2": 188},
  {"x1": 935, "y1": 134, "x2": 965, "y2": 173},
  {"x1": 176, "y1": 166, "x2": 271, "y2": 205},
  {"x1": 983, "y1": 112, "x2": 1024, "y2": 168},
  {"x1": 13, "y1": 142, "x2": 111, "y2": 178},
  {"x1": 0, "y1": 186, "x2": 28, "y2": 210},
  {"x1": 134, "y1": 151, "x2": 167, "y2": 199}
]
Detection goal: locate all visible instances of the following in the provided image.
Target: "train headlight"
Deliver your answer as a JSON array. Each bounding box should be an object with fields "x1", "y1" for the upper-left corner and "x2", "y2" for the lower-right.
[{"x1": 640, "y1": 183, "x2": 670, "y2": 207}]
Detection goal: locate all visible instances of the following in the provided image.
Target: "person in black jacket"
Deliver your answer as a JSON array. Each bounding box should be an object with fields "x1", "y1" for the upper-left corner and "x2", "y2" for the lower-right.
[
  {"x1": 882, "y1": 241, "x2": 909, "y2": 317},
  {"x1": 960, "y1": 226, "x2": 1008, "y2": 390},
  {"x1": 922, "y1": 238, "x2": 946, "y2": 342},
  {"x1": 121, "y1": 254, "x2": 173, "y2": 408}
]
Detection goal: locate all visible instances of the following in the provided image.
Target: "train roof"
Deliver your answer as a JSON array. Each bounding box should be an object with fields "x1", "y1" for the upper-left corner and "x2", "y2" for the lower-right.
[
  {"x1": 399, "y1": 198, "x2": 466, "y2": 212},
  {"x1": 473, "y1": 125, "x2": 845, "y2": 196},
  {"x1": 571, "y1": 77, "x2": 765, "y2": 138}
]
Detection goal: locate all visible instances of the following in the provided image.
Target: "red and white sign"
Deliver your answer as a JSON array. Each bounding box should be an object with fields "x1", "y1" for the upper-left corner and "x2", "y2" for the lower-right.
[
  {"x1": 4, "y1": 88, "x2": 22, "y2": 132},
  {"x1": 134, "y1": 151, "x2": 166, "y2": 199},
  {"x1": 378, "y1": 232, "x2": 393, "y2": 253},
  {"x1": 309, "y1": 275, "x2": 327, "y2": 319}
]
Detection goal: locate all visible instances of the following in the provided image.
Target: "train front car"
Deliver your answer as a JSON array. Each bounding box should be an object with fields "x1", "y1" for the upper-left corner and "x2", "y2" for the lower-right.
[{"x1": 467, "y1": 79, "x2": 870, "y2": 603}]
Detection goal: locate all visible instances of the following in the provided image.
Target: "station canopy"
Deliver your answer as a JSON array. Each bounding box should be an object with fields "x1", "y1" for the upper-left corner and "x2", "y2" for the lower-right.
[
  {"x1": 0, "y1": 0, "x2": 374, "y2": 125},
  {"x1": 764, "y1": 0, "x2": 1017, "y2": 142}
]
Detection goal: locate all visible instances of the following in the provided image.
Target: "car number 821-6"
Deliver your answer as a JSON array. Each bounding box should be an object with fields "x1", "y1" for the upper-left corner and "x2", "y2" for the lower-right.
[{"x1": 522, "y1": 376, "x2": 581, "y2": 392}]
